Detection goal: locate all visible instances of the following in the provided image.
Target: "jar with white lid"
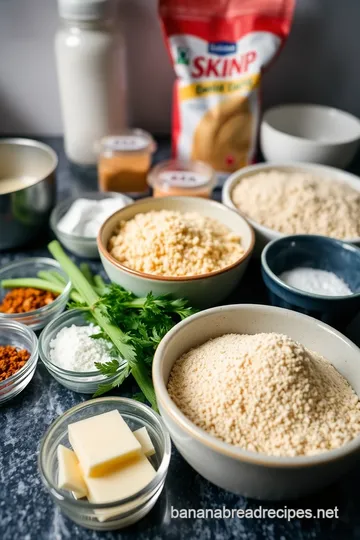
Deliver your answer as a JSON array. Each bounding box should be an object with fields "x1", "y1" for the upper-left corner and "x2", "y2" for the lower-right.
[
  {"x1": 147, "y1": 159, "x2": 216, "y2": 198},
  {"x1": 97, "y1": 129, "x2": 156, "y2": 193},
  {"x1": 55, "y1": 0, "x2": 126, "y2": 166}
]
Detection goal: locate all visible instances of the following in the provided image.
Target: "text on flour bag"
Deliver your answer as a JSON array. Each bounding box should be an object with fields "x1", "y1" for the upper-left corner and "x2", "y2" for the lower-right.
[{"x1": 159, "y1": 0, "x2": 295, "y2": 185}]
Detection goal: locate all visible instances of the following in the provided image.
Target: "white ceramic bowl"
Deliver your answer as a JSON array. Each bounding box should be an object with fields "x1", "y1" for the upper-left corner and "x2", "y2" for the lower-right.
[
  {"x1": 222, "y1": 162, "x2": 360, "y2": 252},
  {"x1": 261, "y1": 104, "x2": 360, "y2": 167},
  {"x1": 97, "y1": 197, "x2": 255, "y2": 308},
  {"x1": 153, "y1": 304, "x2": 360, "y2": 500},
  {"x1": 51, "y1": 192, "x2": 133, "y2": 259}
]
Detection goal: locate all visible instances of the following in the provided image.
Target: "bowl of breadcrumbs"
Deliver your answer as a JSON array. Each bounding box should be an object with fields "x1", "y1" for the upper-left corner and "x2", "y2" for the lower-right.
[
  {"x1": 153, "y1": 304, "x2": 360, "y2": 500},
  {"x1": 222, "y1": 162, "x2": 360, "y2": 252},
  {"x1": 97, "y1": 197, "x2": 255, "y2": 307}
]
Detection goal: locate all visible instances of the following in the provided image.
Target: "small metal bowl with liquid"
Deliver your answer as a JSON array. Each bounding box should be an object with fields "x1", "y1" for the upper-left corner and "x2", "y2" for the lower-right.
[{"x1": 0, "y1": 138, "x2": 58, "y2": 250}]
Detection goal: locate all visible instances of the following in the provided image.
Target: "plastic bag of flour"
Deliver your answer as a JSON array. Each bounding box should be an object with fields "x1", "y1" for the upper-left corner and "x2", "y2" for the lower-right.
[{"x1": 160, "y1": 0, "x2": 295, "y2": 184}]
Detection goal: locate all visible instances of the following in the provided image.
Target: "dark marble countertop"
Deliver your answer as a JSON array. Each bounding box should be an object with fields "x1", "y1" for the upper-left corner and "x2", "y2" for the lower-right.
[{"x1": 1, "y1": 137, "x2": 360, "y2": 540}]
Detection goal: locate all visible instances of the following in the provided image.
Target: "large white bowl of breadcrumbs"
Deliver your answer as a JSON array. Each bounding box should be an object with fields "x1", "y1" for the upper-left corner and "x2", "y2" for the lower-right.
[
  {"x1": 153, "y1": 304, "x2": 360, "y2": 500},
  {"x1": 97, "y1": 197, "x2": 255, "y2": 307},
  {"x1": 222, "y1": 162, "x2": 360, "y2": 253}
]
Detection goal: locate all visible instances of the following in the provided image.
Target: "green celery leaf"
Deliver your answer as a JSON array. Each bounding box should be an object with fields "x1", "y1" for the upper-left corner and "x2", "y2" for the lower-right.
[{"x1": 94, "y1": 359, "x2": 121, "y2": 375}]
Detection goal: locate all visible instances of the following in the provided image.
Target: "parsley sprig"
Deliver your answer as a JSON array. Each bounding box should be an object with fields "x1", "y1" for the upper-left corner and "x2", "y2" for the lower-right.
[{"x1": 48, "y1": 241, "x2": 196, "y2": 409}]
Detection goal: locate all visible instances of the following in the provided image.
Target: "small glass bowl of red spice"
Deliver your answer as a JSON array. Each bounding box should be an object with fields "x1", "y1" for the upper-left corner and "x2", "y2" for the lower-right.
[
  {"x1": 0, "y1": 258, "x2": 71, "y2": 331},
  {"x1": 0, "y1": 319, "x2": 38, "y2": 405}
]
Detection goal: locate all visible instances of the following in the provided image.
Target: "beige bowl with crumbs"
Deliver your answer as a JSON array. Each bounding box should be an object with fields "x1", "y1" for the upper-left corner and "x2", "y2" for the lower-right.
[
  {"x1": 97, "y1": 197, "x2": 254, "y2": 308},
  {"x1": 153, "y1": 304, "x2": 360, "y2": 500},
  {"x1": 222, "y1": 162, "x2": 360, "y2": 253}
]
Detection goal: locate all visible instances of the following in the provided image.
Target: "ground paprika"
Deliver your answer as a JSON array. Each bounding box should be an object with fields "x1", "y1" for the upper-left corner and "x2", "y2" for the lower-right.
[
  {"x1": 0, "y1": 288, "x2": 58, "y2": 314},
  {"x1": 0, "y1": 346, "x2": 30, "y2": 381}
]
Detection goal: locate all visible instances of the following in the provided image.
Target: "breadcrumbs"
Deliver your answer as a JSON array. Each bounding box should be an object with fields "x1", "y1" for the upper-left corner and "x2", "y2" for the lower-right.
[
  {"x1": 108, "y1": 210, "x2": 244, "y2": 277},
  {"x1": 0, "y1": 288, "x2": 58, "y2": 314},
  {"x1": 0, "y1": 345, "x2": 30, "y2": 381},
  {"x1": 232, "y1": 171, "x2": 360, "y2": 239},
  {"x1": 168, "y1": 333, "x2": 360, "y2": 457}
]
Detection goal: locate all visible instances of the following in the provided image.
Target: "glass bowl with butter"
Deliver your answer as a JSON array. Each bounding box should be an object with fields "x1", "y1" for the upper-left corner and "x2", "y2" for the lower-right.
[
  {"x1": 38, "y1": 397, "x2": 171, "y2": 531},
  {"x1": 148, "y1": 159, "x2": 216, "y2": 198}
]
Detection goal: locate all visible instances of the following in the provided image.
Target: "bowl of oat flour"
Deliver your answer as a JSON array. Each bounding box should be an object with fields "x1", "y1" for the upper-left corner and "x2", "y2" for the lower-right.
[
  {"x1": 222, "y1": 162, "x2": 360, "y2": 253},
  {"x1": 153, "y1": 304, "x2": 360, "y2": 500}
]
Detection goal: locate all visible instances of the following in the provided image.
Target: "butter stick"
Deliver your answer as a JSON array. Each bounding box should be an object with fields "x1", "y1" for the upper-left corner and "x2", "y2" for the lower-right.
[
  {"x1": 68, "y1": 410, "x2": 142, "y2": 477},
  {"x1": 57, "y1": 445, "x2": 87, "y2": 498},
  {"x1": 133, "y1": 427, "x2": 156, "y2": 457},
  {"x1": 85, "y1": 453, "x2": 156, "y2": 522}
]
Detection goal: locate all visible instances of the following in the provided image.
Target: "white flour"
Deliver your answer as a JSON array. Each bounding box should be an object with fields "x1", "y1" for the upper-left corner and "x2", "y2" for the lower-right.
[
  {"x1": 279, "y1": 267, "x2": 352, "y2": 296},
  {"x1": 49, "y1": 324, "x2": 113, "y2": 372}
]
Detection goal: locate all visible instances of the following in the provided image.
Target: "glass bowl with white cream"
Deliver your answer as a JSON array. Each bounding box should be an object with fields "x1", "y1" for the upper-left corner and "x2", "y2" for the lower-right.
[
  {"x1": 261, "y1": 234, "x2": 360, "y2": 330},
  {"x1": 50, "y1": 192, "x2": 133, "y2": 259},
  {"x1": 39, "y1": 308, "x2": 125, "y2": 394},
  {"x1": 38, "y1": 397, "x2": 171, "y2": 531}
]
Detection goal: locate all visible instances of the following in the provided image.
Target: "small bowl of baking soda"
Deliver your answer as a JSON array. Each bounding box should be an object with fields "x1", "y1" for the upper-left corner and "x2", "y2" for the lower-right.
[
  {"x1": 50, "y1": 192, "x2": 133, "y2": 259},
  {"x1": 39, "y1": 309, "x2": 123, "y2": 394},
  {"x1": 261, "y1": 235, "x2": 360, "y2": 330}
]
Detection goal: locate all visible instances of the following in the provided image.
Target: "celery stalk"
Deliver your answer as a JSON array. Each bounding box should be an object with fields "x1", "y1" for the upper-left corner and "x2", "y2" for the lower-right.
[
  {"x1": 2, "y1": 275, "x2": 83, "y2": 304},
  {"x1": 94, "y1": 274, "x2": 106, "y2": 295},
  {"x1": 50, "y1": 271, "x2": 67, "y2": 285},
  {"x1": 80, "y1": 263, "x2": 95, "y2": 286},
  {"x1": 1, "y1": 278, "x2": 64, "y2": 295},
  {"x1": 37, "y1": 270, "x2": 67, "y2": 286},
  {"x1": 48, "y1": 240, "x2": 157, "y2": 409}
]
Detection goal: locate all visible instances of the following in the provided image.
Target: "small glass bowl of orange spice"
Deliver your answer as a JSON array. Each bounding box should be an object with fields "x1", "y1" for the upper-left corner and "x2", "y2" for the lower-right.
[
  {"x1": 0, "y1": 319, "x2": 38, "y2": 405},
  {"x1": 97, "y1": 129, "x2": 156, "y2": 194},
  {"x1": 147, "y1": 159, "x2": 216, "y2": 199},
  {"x1": 0, "y1": 258, "x2": 71, "y2": 331}
]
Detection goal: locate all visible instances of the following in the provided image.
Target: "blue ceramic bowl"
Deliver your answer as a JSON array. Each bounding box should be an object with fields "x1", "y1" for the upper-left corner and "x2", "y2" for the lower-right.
[{"x1": 261, "y1": 235, "x2": 360, "y2": 330}]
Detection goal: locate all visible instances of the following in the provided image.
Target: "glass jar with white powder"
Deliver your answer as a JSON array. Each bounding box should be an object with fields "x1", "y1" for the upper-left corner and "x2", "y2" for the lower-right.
[{"x1": 55, "y1": 0, "x2": 126, "y2": 165}]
